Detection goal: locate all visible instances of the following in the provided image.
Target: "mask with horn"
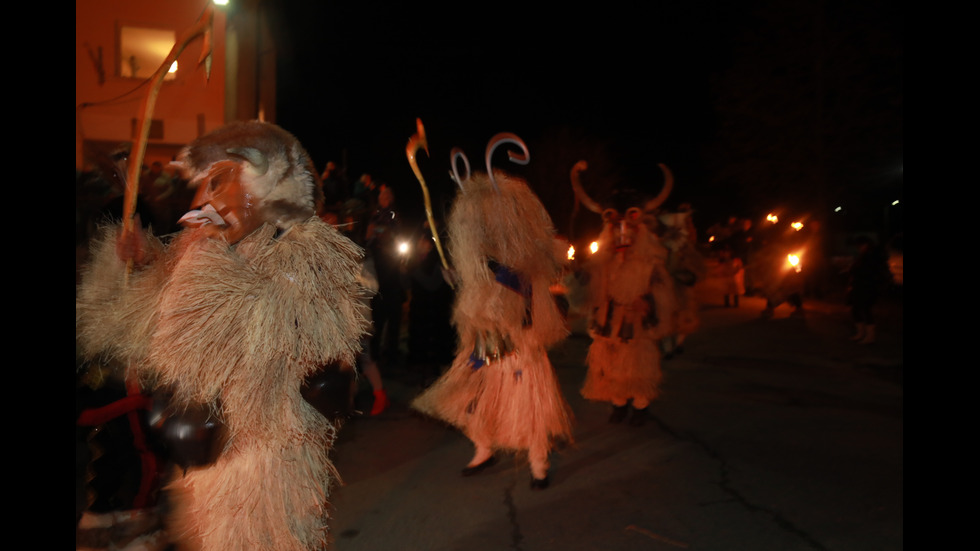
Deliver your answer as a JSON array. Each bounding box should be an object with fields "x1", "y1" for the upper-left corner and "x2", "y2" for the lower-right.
[
  {"x1": 177, "y1": 121, "x2": 322, "y2": 244},
  {"x1": 571, "y1": 160, "x2": 673, "y2": 254},
  {"x1": 449, "y1": 132, "x2": 551, "y2": 287},
  {"x1": 448, "y1": 133, "x2": 569, "y2": 363}
]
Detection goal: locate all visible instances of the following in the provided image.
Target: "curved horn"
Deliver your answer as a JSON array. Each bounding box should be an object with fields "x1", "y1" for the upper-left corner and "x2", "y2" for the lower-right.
[
  {"x1": 485, "y1": 132, "x2": 529, "y2": 192},
  {"x1": 570, "y1": 160, "x2": 602, "y2": 214},
  {"x1": 406, "y1": 118, "x2": 452, "y2": 279},
  {"x1": 450, "y1": 148, "x2": 471, "y2": 191},
  {"x1": 226, "y1": 146, "x2": 269, "y2": 176},
  {"x1": 643, "y1": 163, "x2": 674, "y2": 212}
]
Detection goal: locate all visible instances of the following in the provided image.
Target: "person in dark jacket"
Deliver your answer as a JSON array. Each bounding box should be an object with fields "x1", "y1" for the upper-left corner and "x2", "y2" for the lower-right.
[{"x1": 847, "y1": 236, "x2": 892, "y2": 344}]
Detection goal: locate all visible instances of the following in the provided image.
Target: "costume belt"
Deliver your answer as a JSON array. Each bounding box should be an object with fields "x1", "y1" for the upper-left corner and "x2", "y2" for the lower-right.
[
  {"x1": 469, "y1": 260, "x2": 531, "y2": 370},
  {"x1": 591, "y1": 294, "x2": 658, "y2": 343}
]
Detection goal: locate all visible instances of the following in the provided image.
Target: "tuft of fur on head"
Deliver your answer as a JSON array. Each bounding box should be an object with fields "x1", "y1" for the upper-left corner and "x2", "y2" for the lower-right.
[
  {"x1": 175, "y1": 120, "x2": 323, "y2": 231},
  {"x1": 449, "y1": 170, "x2": 563, "y2": 287},
  {"x1": 448, "y1": 168, "x2": 569, "y2": 348}
]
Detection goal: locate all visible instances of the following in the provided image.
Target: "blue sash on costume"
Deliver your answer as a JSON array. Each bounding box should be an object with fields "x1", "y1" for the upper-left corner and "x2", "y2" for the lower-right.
[{"x1": 469, "y1": 260, "x2": 532, "y2": 370}]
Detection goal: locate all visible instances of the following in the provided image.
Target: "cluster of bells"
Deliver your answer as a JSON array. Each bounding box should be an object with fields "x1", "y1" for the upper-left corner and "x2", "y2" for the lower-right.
[
  {"x1": 469, "y1": 330, "x2": 517, "y2": 370},
  {"x1": 140, "y1": 362, "x2": 355, "y2": 471}
]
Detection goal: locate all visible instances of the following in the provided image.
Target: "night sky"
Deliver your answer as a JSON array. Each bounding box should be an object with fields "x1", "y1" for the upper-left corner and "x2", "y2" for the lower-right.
[{"x1": 267, "y1": 0, "x2": 903, "y2": 241}]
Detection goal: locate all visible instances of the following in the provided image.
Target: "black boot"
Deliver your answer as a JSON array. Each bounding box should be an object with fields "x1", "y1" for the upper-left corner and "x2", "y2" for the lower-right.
[
  {"x1": 628, "y1": 407, "x2": 648, "y2": 427},
  {"x1": 530, "y1": 475, "x2": 550, "y2": 490},
  {"x1": 461, "y1": 456, "x2": 497, "y2": 477},
  {"x1": 608, "y1": 405, "x2": 628, "y2": 424}
]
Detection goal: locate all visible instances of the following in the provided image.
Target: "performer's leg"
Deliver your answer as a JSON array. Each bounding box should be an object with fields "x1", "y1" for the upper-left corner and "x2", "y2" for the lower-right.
[
  {"x1": 467, "y1": 441, "x2": 493, "y2": 467},
  {"x1": 461, "y1": 440, "x2": 496, "y2": 476},
  {"x1": 529, "y1": 443, "x2": 549, "y2": 479},
  {"x1": 360, "y1": 351, "x2": 389, "y2": 415},
  {"x1": 529, "y1": 441, "x2": 550, "y2": 489}
]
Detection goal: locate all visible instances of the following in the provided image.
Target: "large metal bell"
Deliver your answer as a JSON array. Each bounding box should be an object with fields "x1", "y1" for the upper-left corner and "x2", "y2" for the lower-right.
[
  {"x1": 147, "y1": 388, "x2": 227, "y2": 470},
  {"x1": 302, "y1": 360, "x2": 355, "y2": 421}
]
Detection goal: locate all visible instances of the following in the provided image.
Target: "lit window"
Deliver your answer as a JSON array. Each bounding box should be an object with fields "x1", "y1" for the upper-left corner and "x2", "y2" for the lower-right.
[{"x1": 119, "y1": 26, "x2": 176, "y2": 80}]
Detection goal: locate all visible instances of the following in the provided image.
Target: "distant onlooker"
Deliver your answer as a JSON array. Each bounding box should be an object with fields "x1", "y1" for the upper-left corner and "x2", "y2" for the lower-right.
[
  {"x1": 846, "y1": 236, "x2": 893, "y2": 344},
  {"x1": 406, "y1": 228, "x2": 456, "y2": 385},
  {"x1": 366, "y1": 184, "x2": 407, "y2": 366},
  {"x1": 320, "y1": 161, "x2": 349, "y2": 208},
  {"x1": 717, "y1": 246, "x2": 744, "y2": 308}
]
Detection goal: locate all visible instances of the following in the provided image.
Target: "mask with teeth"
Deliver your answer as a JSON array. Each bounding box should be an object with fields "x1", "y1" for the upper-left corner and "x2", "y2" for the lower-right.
[
  {"x1": 179, "y1": 159, "x2": 263, "y2": 243},
  {"x1": 175, "y1": 121, "x2": 320, "y2": 244}
]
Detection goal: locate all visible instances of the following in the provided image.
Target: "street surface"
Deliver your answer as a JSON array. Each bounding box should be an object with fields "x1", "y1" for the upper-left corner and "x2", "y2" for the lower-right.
[{"x1": 327, "y1": 273, "x2": 903, "y2": 551}]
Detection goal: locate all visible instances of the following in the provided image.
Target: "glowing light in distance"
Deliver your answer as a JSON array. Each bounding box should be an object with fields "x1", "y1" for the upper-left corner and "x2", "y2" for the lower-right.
[
  {"x1": 767, "y1": 213, "x2": 779, "y2": 223},
  {"x1": 787, "y1": 253, "x2": 802, "y2": 273},
  {"x1": 590, "y1": 241, "x2": 599, "y2": 254},
  {"x1": 791, "y1": 221, "x2": 803, "y2": 231},
  {"x1": 567, "y1": 245, "x2": 575, "y2": 260},
  {"x1": 892, "y1": 199, "x2": 900, "y2": 206},
  {"x1": 397, "y1": 241, "x2": 410, "y2": 256}
]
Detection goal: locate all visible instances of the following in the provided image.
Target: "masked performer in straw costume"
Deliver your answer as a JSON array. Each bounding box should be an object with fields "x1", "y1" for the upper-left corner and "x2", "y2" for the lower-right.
[
  {"x1": 410, "y1": 133, "x2": 573, "y2": 490},
  {"x1": 656, "y1": 204, "x2": 705, "y2": 359},
  {"x1": 76, "y1": 121, "x2": 369, "y2": 550},
  {"x1": 571, "y1": 161, "x2": 677, "y2": 427}
]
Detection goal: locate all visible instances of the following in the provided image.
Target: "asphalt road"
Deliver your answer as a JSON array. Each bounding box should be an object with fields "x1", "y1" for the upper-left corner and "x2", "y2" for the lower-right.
[
  {"x1": 327, "y1": 277, "x2": 903, "y2": 551},
  {"x1": 76, "y1": 268, "x2": 902, "y2": 551}
]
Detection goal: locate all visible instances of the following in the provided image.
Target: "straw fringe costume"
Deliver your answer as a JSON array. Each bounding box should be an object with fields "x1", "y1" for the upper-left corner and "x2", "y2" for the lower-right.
[
  {"x1": 411, "y1": 170, "x2": 573, "y2": 482},
  {"x1": 77, "y1": 219, "x2": 367, "y2": 550},
  {"x1": 659, "y1": 212, "x2": 706, "y2": 355},
  {"x1": 581, "y1": 222, "x2": 676, "y2": 411},
  {"x1": 668, "y1": 254, "x2": 703, "y2": 340},
  {"x1": 77, "y1": 121, "x2": 369, "y2": 551}
]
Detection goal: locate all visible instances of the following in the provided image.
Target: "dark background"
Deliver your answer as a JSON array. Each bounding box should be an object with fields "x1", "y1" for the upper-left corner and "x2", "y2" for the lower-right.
[{"x1": 267, "y1": 0, "x2": 903, "y2": 244}]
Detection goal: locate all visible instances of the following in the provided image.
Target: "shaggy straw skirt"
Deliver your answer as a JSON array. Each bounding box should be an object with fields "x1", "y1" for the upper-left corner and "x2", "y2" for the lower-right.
[
  {"x1": 581, "y1": 336, "x2": 662, "y2": 406},
  {"x1": 413, "y1": 346, "x2": 572, "y2": 454}
]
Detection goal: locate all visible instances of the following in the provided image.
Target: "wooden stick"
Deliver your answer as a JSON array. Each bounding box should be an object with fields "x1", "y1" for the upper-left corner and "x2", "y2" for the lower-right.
[
  {"x1": 406, "y1": 118, "x2": 453, "y2": 287},
  {"x1": 122, "y1": 5, "x2": 214, "y2": 238}
]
